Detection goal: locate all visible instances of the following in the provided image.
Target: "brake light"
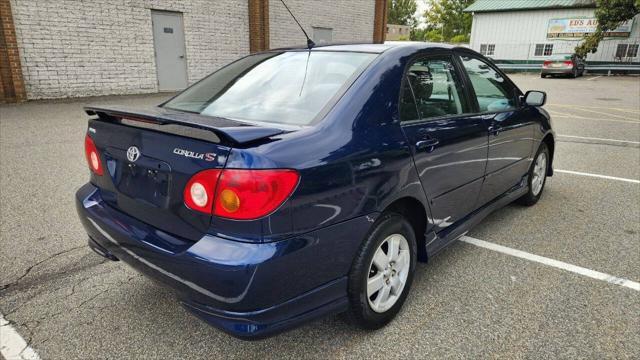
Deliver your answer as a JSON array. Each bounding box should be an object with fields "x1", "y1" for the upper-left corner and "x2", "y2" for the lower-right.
[
  {"x1": 543, "y1": 60, "x2": 552, "y2": 68},
  {"x1": 564, "y1": 60, "x2": 573, "y2": 67},
  {"x1": 183, "y1": 169, "x2": 222, "y2": 213},
  {"x1": 183, "y1": 169, "x2": 299, "y2": 219},
  {"x1": 84, "y1": 134, "x2": 103, "y2": 175}
]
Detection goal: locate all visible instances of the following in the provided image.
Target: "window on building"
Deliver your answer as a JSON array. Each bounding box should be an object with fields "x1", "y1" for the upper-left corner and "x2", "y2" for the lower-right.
[
  {"x1": 617, "y1": 44, "x2": 639, "y2": 58},
  {"x1": 312, "y1": 27, "x2": 333, "y2": 45},
  {"x1": 534, "y1": 44, "x2": 553, "y2": 57},
  {"x1": 480, "y1": 44, "x2": 495, "y2": 56},
  {"x1": 616, "y1": 44, "x2": 628, "y2": 58}
]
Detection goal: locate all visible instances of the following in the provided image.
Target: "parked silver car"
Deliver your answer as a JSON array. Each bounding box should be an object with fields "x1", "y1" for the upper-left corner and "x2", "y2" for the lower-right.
[{"x1": 541, "y1": 54, "x2": 586, "y2": 78}]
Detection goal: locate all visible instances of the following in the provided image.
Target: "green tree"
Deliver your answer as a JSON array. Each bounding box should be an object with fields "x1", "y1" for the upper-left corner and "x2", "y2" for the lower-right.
[
  {"x1": 410, "y1": 27, "x2": 428, "y2": 41},
  {"x1": 425, "y1": 0, "x2": 474, "y2": 42},
  {"x1": 575, "y1": 0, "x2": 640, "y2": 57},
  {"x1": 387, "y1": 0, "x2": 418, "y2": 27},
  {"x1": 425, "y1": 29, "x2": 444, "y2": 42}
]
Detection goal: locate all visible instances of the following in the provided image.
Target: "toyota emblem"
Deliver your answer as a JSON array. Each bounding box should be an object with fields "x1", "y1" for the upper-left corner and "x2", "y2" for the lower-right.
[{"x1": 127, "y1": 146, "x2": 141, "y2": 162}]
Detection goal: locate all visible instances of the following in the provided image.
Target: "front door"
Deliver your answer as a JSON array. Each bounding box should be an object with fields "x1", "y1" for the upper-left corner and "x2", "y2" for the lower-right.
[
  {"x1": 152, "y1": 11, "x2": 188, "y2": 91},
  {"x1": 457, "y1": 53, "x2": 535, "y2": 205},
  {"x1": 400, "y1": 54, "x2": 488, "y2": 232}
]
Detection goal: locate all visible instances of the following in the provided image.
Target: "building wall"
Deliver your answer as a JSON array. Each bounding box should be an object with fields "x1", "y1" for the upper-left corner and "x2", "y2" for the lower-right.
[
  {"x1": 469, "y1": 9, "x2": 640, "y2": 62},
  {"x1": 10, "y1": 0, "x2": 249, "y2": 99},
  {"x1": 386, "y1": 24, "x2": 411, "y2": 41},
  {"x1": 268, "y1": 0, "x2": 375, "y2": 49}
]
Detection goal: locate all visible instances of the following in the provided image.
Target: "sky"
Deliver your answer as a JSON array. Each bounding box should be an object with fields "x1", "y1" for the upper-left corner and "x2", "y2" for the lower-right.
[{"x1": 415, "y1": 0, "x2": 429, "y2": 29}]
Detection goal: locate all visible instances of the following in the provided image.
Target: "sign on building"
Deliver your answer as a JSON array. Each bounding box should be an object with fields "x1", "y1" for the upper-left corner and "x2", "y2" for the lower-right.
[{"x1": 547, "y1": 18, "x2": 633, "y2": 38}]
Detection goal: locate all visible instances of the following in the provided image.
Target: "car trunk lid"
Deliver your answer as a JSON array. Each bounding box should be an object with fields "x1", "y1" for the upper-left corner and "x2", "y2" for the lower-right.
[{"x1": 85, "y1": 105, "x2": 287, "y2": 241}]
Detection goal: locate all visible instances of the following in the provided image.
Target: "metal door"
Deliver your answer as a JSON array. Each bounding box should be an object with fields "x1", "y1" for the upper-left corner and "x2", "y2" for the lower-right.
[{"x1": 152, "y1": 11, "x2": 188, "y2": 91}]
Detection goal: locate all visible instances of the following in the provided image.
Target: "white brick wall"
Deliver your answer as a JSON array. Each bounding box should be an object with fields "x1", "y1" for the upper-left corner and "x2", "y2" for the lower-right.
[
  {"x1": 268, "y1": 0, "x2": 375, "y2": 49},
  {"x1": 10, "y1": 0, "x2": 250, "y2": 99},
  {"x1": 10, "y1": 0, "x2": 376, "y2": 100}
]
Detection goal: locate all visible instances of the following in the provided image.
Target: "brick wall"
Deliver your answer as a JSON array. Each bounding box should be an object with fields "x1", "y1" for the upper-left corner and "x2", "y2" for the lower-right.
[
  {"x1": 1, "y1": 0, "x2": 26, "y2": 102},
  {"x1": 9, "y1": 0, "x2": 249, "y2": 99},
  {"x1": 8, "y1": 0, "x2": 379, "y2": 100},
  {"x1": 268, "y1": 0, "x2": 375, "y2": 49}
]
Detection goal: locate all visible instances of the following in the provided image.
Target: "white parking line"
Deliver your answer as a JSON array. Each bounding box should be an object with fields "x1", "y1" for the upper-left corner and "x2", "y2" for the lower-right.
[
  {"x1": 555, "y1": 169, "x2": 640, "y2": 184},
  {"x1": 461, "y1": 236, "x2": 640, "y2": 291},
  {"x1": 0, "y1": 314, "x2": 41, "y2": 360},
  {"x1": 558, "y1": 134, "x2": 640, "y2": 145},
  {"x1": 547, "y1": 112, "x2": 640, "y2": 124},
  {"x1": 586, "y1": 76, "x2": 602, "y2": 81}
]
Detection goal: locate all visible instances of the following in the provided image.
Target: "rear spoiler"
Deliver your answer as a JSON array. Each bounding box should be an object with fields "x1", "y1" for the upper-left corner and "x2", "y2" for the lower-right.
[{"x1": 84, "y1": 105, "x2": 286, "y2": 145}]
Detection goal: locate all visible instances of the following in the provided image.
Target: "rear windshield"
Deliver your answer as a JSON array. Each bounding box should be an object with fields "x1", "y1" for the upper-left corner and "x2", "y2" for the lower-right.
[
  {"x1": 550, "y1": 54, "x2": 572, "y2": 60},
  {"x1": 164, "y1": 51, "x2": 377, "y2": 126}
]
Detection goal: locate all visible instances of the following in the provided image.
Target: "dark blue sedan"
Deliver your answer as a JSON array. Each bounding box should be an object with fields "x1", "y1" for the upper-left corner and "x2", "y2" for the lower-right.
[{"x1": 76, "y1": 42, "x2": 554, "y2": 339}]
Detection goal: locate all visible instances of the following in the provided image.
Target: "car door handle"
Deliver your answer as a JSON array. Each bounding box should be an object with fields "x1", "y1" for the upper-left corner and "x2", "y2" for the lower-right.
[{"x1": 416, "y1": 138, "x2": 439, "y2": 152}]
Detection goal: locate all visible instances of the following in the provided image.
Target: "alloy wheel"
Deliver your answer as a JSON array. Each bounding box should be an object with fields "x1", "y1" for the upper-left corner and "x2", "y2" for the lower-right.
[
  {"x1": 531, "y1": 152, "x2": 547, "y2": 196},
  {"x1": 367, "y1": 234, "x2": 410, "y2": 313}
]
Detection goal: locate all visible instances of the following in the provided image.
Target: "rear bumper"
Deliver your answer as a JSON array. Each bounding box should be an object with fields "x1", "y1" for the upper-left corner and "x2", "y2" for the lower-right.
[
  {"x1": 541, "y1": 68, "x2": 574, "y2": 75},
  {"x1": 75, "y1": 183, "x2": 376, "y2": 339}
]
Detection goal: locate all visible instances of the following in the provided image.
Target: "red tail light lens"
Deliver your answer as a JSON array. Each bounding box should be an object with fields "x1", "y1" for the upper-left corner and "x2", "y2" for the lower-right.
[
  {"x1": 564, "y1": 60, "x2": 573, "y2": 67},
  {"x1": 543, "y1": 60, "x2": 552, "y2": 67},
  {"x1": 183, "y1": 169, "x2": 222, "y2": 214},
  {"x1": 84, "y1": 134, "x2": 103, "y2": 175},
  {"x1": 214, "y1": 169, "x2": 299, "y2": 220},
  {"x1": 183, "y1": 169, "x2": 299, "y2": 219}
]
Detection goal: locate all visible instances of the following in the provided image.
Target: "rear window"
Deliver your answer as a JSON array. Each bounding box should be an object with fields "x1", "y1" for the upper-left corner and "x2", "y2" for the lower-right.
[
  {"x1": 549, "y1": 54, "x2": 572, "y2": 60},
  {"x1": 164, "y1": 51, "x2": 377, "y2": 126}
]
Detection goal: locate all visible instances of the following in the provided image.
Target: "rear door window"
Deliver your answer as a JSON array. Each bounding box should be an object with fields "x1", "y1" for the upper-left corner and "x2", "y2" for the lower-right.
[
  {"x1": 459, "y1": 55, "x2": 518, "y2": 113},
  {"x1": 401, "y1": 56, "x2": 469, "y2": 122}
]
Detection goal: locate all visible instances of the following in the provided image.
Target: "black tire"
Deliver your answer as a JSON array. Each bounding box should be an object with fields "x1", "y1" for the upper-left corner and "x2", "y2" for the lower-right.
[
  {"x1": 540, "y1": 73, "x2": 546, "y2": 78},
  {"x1": 517, "y1": 142, "x2": 550, "y2": 206},
  {"x1": 343, "y1": 212, "x2": 417, "y2": 329}
]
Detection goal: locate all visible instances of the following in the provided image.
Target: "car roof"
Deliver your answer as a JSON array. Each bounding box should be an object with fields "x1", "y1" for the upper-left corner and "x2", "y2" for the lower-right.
[{"x1": 270, "y1": 41, "x2": 457, "y2": 54}]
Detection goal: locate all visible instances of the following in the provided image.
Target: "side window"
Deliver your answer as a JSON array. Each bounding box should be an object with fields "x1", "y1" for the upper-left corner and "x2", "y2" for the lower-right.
[
  {"x1": 460, "y1": 56, "x2": 517, "y2": 113},
  {"x1": 402, "y1": 57, "x2": 468, "y2": 121},
  {"x1": 400, "y1": 77, "x2": 420, "y2": 122}
]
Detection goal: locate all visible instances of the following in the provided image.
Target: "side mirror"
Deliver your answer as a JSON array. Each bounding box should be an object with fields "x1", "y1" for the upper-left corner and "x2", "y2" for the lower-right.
[{"x1": 524, "y1": 90, "x2": 546, "y2": 107}]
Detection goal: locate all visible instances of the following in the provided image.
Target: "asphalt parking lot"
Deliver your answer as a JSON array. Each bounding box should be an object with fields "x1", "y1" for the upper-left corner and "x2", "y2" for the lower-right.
[{"x1": 1, "y1": 73, "x2": 639, "y2": 359}]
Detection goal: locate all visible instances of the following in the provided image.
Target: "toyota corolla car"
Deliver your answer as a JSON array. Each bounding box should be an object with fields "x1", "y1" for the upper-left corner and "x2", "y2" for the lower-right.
[{"x1": 76, "y1": 42, "x2": 554, "y2": 339}]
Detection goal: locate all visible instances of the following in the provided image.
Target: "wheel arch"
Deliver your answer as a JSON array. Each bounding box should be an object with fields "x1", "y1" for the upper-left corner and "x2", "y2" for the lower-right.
[
  {"x1": 382, "y1": 196, "x2": 429, "y2": 262},
  {"x1": 541, "y1": 132, "x2": 555, "y2": 176}
]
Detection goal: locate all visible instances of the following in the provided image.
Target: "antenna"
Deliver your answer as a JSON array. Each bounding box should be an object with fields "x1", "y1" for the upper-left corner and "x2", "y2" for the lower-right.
[{"x1": 279, "y1": 0, "x2": 315, "y2": 49}]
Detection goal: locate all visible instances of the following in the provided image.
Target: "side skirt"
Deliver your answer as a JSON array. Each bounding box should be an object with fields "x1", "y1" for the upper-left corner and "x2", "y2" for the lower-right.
[{"x1": 424, "y1": 176, "x2": 529, "y2": 257}]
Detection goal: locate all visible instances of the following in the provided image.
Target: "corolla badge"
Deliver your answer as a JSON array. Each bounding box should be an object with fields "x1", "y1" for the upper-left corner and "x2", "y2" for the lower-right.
[
  {"x1": 127, "y1": 146, "x2": 141, "y2": 162},
  {"x1": 173, "y1": 148, "x2": 216, "y2": 162}
]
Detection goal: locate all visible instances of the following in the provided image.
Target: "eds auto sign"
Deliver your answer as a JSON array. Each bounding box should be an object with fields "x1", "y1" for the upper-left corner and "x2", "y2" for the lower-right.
[{"x1": 547, "y1": 18, "x2": 633, "y2": 38}]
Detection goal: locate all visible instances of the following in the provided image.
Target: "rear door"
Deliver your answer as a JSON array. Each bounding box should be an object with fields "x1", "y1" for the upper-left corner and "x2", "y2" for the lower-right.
[
  {"x1": 457, "y1": 52, "x2": 534, "y2": 205},
  {"x1": 400, "y1": 53, "x2": 488, "y2": 232}
]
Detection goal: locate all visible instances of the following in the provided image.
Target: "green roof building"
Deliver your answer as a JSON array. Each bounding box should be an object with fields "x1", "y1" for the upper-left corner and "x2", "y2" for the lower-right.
[{"x1": 464, "y1": 0, "x2": 639, "y2": 62}]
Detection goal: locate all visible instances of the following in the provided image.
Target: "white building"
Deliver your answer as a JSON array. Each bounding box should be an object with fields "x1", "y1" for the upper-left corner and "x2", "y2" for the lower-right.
[
  {"x1": 465, "y1": 0, "x2": 640, "y2": 63},
  {"x1": 0, "y1": 0, "x2": 387, "y2": 102}
]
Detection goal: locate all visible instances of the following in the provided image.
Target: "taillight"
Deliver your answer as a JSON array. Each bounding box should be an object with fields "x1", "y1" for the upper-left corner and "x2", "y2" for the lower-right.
[
  {"x1": 543, "y1": 60, "x2": 552, "y2": 67},
  {"x1": 183, "y1": 169, "x2": 299, "y2": 219},
  {"x1": 564, "y1": 60, "x2": 573, "y2": 67},
  {"x1": 183, "y1": 169, "x2": 222, "y2": 214},
  {"x1": 84, "y1": 134, "x2": 103, "y2": 175}
]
